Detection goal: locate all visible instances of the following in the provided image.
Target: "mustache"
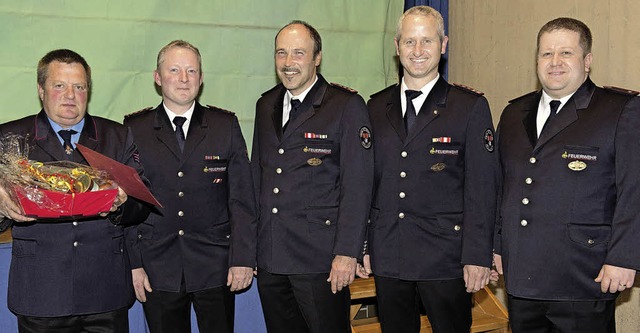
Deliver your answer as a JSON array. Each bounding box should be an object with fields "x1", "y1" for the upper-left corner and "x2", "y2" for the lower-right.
[{"x1": 280, "y1": 67, "x2": 300, "y2": 73}]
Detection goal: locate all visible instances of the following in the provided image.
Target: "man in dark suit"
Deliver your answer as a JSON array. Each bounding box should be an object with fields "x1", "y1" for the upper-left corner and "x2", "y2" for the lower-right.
[
  {"x1": 124, "y1": 40, "x2": 256, "y2": 333},
  {"x1": 361, "y1": 6, "x2": 498, "y2": 333},
  {"x1": 0, "y1": 49, "x2": 150, "y2": 332},
  {"x1": 251, "y1": 21, "x2": 373, "y2": 333},
  {"x1": 492, "y1": 18, "x2": 640, "y2": 332}
]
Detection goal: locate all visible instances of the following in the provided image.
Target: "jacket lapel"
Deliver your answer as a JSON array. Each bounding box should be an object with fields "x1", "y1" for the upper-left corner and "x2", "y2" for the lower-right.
[
  {"x1": 181, "y1": 103, "x2": 207, "y2": 162},
  {"x1": 534, "y1": 79, "x2": 594, "y2": 152},
  {"x1": 520, "y1": 92, "x2": 541, "y2": 149},
  {"x1": 281, "y1": 76, "x2": 328, "y2": 141},
  {"x1": 153, "y1": 104, "x2": 183, "y2": 159},
  {"x1": 385, "y1": 85, "x2": 407, "y2": 141},
  {"x1": 270, "y1": 87, "x2": 286, "y2": 141}
]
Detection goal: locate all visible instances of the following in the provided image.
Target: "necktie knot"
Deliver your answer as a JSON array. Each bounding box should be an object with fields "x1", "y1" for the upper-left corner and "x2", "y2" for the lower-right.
[
  {"x1": 173, "y1": 116, "x2": 187, "y2": 128},
  {"x1": 173, "y1": 116, "x2": 187, "y2": 152},
  {"x1": 405, "y1": 89, "x2": 422, "y2": 101},
  {"x1": 290, "y1": 98, "x2": 302, "y2": 112},
  {"x1": 58, "y1": 129, "x2": 78, "y2": 156},
  {"x1": 549, "y1": 100, "x2": 561, "y2": 117}
]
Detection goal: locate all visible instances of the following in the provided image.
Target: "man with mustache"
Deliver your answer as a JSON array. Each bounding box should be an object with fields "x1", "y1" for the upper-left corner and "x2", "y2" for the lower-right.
[
  {"x1": 493, "y1": 18, "x2": 640, "y2": 332},
  {"x1": 361, "y1": 6, "x2": 499, "y2": 333},
  {"x1": 251, "y1": 21, "x2": 373, "y2": 333}
]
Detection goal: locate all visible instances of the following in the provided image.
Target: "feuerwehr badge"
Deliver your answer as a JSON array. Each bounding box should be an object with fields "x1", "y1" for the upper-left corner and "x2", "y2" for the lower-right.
[
  {"x1": 483, "y1": 128, "x2": 495, "y2": 152},
  {"x1": 359, "y1": 126, "x2": 372, "y2": 149}
]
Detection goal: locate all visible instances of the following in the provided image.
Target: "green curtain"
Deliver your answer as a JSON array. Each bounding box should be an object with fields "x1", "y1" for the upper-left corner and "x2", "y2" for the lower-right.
[{"x1": 0, "y1": 0, "x2": 403, "y2": 150}]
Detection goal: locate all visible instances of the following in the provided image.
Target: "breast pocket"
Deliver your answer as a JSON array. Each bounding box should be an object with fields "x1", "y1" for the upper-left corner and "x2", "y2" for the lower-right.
[
  {"x1": 202, "y1": 159, "x2": 228, "y2": 185},
  {"x1": 427, "y1": 143, "x2": 462, "y2": 173}
]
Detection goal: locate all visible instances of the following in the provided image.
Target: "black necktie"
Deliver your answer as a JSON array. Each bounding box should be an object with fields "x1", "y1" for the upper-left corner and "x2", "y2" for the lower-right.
[
  {"x1": 404, "y1": 90, "x2": 422, "y2": 132},
  {"x1": 173, "y1": 116, "x2": 187, "y2": 152},
  {"x1": 58, "y1": 129, "x2": 78, "y2": 157},
  {"x1": 541, "y1": 100, "x2": 561, "y2": 135},
  {"x1": 284, "y1": 98, "x2": 302, "y2": 132}
]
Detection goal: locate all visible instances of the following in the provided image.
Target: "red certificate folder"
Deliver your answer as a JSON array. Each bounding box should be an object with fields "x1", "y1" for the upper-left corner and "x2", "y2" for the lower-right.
[{"x1": 76, "y1": 144, "x2": 162, "y2": 208}]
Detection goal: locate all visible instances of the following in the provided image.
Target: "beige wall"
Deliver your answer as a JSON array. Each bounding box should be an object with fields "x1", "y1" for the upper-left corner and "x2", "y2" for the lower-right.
[{"x1": 448, "y1": 1, "x2": 640, "y2": 331}]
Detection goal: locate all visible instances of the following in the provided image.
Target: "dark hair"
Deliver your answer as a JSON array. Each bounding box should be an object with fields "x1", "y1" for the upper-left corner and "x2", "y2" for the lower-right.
[
  {"x1": 37, "y1": 49, "x2": 91, "y2": 89},
  {"x1": 275, "y1": 20, "x2": 322, "y2": 59},
  {"x1": 537, "y1": 17, "x2": 592, "y2": 56}
]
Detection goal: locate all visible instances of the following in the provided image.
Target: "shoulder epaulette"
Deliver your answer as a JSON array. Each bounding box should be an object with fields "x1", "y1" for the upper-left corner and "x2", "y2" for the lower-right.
[
  {"x1": 603, "y1": 86, "x2": 640, "y2": 96},
  {"x1": 370, "y1": 84, "x2": 397, "y2": 99},
  {"x1": 124, "y1": 106, "x2": 153, "y2": 119},
  {"x1": 508, "y1": 90, "x2": 538, "y2": 104},
  {"x1": 330, "y1": 82, "x2": 358, "y2": 94},
  {"x1": 452, "y1": 83, "x2": 484, "y2": 96},
  {"x1": 206, "y1": 104, "x2": 235, "y2": 115}
]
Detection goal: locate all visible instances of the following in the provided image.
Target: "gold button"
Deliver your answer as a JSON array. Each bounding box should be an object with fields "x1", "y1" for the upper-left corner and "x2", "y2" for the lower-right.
[
  {"x1": 433, "y1": 110, "x2": 438, "y2": 115},
  {"x1": 276, "y1": 168, "x2": 282, "y2": 174},
  {"x1": 454, "y1": 225, "x2": 461, "y2": 231},
  {"x1": 520, "y1": 220, "x2": 528, "y2": 227},
  {"x1": 587, "y1": 239, "x2": 594, "y2": 245},
  {"x1": 177, "y1": 171, "x2": 184, "y2": 177},
  {"x1": 178, "y1": 211, "x2": 184, "y2": 217},
  {"x1": 525, "y1": 178, "x2": 533, "y2": 185},
  {"x1": 325, "y1": 220, "x2": 331, "y2": 225},
  {"x1": 272, "y1": 207, "x2": 278, "y2": 214},
  {"x1": 399, "y1": 212, "x2": 405, "y2": 219},
  {"x1": 273, "y1": 188, "x2": 280, "y2": 194},
  {"x1": 278, "y1": 148, "x2": 285, "y2": 155},
  {"x1": 72, "y1": 221, "x2": 78, "y2": 226},
  {"x1": 529, "y1": 157, "x2": 536, "y2": 164},
  {"x1": 522, "y1": 198, "x2": 529, "y2": 205},
  {"x1": 73, "y1": 241, "x2": 79, "y2": 247},
  {"x1": 178, "y1": 230, "x2": 184, "y2": 236},
  {"x1": 399, "y1": 192, "x2": 406, "y2": 199},
  {"x1": 400, "y1": 172, "x2": 406, "y2": 178},
  {"x1": 401, "y1": 151, "x2": 408, "y2": 158},
  {"x1": 178, "y1": 191, "x2": 184, "y2": 197}
]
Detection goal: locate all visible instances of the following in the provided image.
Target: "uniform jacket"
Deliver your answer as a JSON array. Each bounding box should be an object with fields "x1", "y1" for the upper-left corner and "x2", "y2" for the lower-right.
[
  {"x1": 495, "y1": 78, "x2": 640, "y2": 300},
  {"x1": 251, "y1": 75, "x2": 373, "y2": 274},
  {"x1": 125, "y1": 102, "x2": 257, "y2": 292},
  {"x1": 0, "y1": 110, "x2": 150, "y2": 317},
  {"x1": 367, "y1": 77, "x2": 499, "y2": 280}
]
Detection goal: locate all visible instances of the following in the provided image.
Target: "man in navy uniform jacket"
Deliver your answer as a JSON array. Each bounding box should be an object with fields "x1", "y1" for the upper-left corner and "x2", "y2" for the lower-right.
[
  {"x1": 0, "y1": 49, "x2": 150, "y2": 332},
  {"x1": 493, "y1": 18, "x2": 640, "y2": 333},
  {"x1": 362, "y1": 6, "x2": 499, "y2": 333},
  {"x1": 251, "y1": 21, "x2": 373, "y2": 333},
  {"x1": 125, "y1": 40, "x2": 256, "y2": 333}
]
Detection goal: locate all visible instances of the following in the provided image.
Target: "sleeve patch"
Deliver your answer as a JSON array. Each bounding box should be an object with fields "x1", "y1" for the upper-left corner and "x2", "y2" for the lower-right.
[
  {"x1": 359, "y1": 126, "x2": 372, "y2": 149},
  {"x1": 484, "y1": 128, "x2": 495, "y2": 152}
]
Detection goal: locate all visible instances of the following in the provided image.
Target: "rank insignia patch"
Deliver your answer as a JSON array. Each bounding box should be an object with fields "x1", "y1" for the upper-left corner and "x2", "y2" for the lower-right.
[
  {"x1": 359, "y1": 126, "x2": 372, "y2": 149},
  {"x1": 484, "y1": 128, "x2": 495, "y2": 152},
  {"x1": 432, "y1": 137, "x2": 452, "y2": 143},
  {"x1": 204, "y1": 155, "x2": 221, "y2": 160},
  {"x1": 304, "y1": 132, "x2": 328, "y2": 139}
]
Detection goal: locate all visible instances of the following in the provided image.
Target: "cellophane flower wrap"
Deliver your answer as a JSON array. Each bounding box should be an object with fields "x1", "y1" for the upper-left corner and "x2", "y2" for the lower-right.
[{"x1": 0, "y1": 134, "x2": 118, "y2": 218}]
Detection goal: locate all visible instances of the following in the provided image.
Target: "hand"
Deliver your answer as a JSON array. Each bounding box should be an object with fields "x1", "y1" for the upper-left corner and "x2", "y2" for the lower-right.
[
  {"x1": 594, "y1": 264, "x2": 636, "y2": 293},
  {"x1": 0, "y1": 185, "x2": 34, "y2": 222},
  {"x1": 100, "y1": 187, "x2": 128, "y2": 217},
  {"x1": 463, "y1": 264, "x2": 491, "y2": 293},
  {"x1": 490, "y1": 254, "x2": 503, "y2": 282},
  {"x1": 227, "y1": 266, "x2": 254, "y2": 292},
  {"x1": 356, "y1": 254, "x2": 372, "y2": 278},
  {"x1": 327, "y1": 255, "x2": 357, "y2": 294},
  {"x1": 132, "y1": 268, "x2": 152, "y2": 302}
]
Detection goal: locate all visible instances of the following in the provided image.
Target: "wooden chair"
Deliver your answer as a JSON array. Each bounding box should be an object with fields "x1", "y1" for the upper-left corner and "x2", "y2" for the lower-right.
[{"x1": 350, "y1": 278, "x2": 509, "y2": 333}]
